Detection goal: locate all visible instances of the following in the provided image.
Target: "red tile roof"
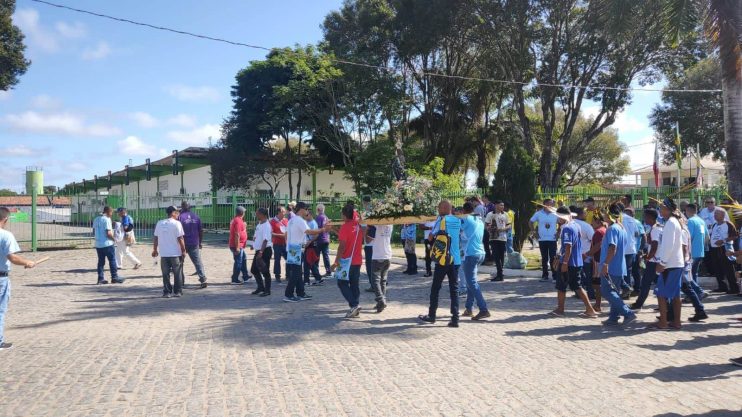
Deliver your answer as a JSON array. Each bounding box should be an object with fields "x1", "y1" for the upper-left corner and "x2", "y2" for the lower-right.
[{"x1": 0, "y1": 196, "x2": 49, "y2": 206}]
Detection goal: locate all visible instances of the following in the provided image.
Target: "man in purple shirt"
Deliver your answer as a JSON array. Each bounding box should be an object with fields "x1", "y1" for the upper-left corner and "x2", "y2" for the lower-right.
[
  {"x1": 179, "y1": 201, "x2": 207, "y2": 288},
  {"x1": 315, "y1": 204, "x2": 332, "y2": 276}
]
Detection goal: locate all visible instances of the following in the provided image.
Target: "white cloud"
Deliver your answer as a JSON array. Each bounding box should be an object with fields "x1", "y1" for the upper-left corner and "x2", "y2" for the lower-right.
[
  {"x1": 81, "y1": 41, "x2": 112, "y2": 60},
  {"x1": 167, "y1": 114, "x2": 197, "y2": 128},
  {"x1": 67, "y1": 162, "x2": 87, "y2": 172},
  {"x1": 117, "y1": 136, "x2": 168, "y2": 157},
  {"x1": 3, "y1": 111, "x2": 122, "y2": 137},
  {"x1": 55, "y1": 21, "x2": 86, "y2": 38},
  {"x1": 30, "y1": 94, "x2": 62, "y2": 110},
  {"x1": 614, "y1": 111, "x2": 648, "y2": 135},
  {"x1": 6, "y1": 145, "x2": 36, "y2": 157},
  {"x1": 166, "y1": 124, "x2": 221, "y2": 146},
  {"x1": 12, "y1": 9, "x2": 87, "y2": 53},
  {"x1": 164, "y1": 85, "x2": 220, "y2": 102},
  {"x1": 581, "y1": 105, "x2": 601, "y2": 120},
  {"x1": 0, "y1": 90, "x2": 11, "y2": 101},
  {"x1": 130, "y1": 112, "x2": 159, "y2": 128}
]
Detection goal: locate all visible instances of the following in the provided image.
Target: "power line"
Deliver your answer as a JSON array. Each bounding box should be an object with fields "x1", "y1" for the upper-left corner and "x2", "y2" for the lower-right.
[{"x1": 30, "y1": 0, "x2": 723, "y2": 94}]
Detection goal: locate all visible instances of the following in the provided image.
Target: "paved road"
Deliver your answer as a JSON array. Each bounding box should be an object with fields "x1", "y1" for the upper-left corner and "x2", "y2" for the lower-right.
[{"x1": 1, "y1": 245, "x2": 741, "y2": 417}]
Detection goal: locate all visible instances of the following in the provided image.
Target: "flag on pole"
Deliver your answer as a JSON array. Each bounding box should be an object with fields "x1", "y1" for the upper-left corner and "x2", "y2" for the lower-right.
[
  {"x1": 675, "y1": 122, "x2": 682, "y2": 169},
  {"x1": 653, "y1": 139, "x2": 660, "y2": 188}
]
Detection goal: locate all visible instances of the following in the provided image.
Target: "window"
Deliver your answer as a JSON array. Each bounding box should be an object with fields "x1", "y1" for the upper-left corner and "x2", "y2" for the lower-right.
[{"x1": 158, "y1": 180, "x2": 168, "y2": 191}]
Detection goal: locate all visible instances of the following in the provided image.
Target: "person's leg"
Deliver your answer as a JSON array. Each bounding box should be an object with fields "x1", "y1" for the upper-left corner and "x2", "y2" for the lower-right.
[
  {"x1": 600, "y1": 275, "x2": 623, "y2": 322},
  {"x1": 0, "y1": 277, "x2": 10, "y2": 345},
  {"x1": 96, "y1": 247, "x2": 106, "y2": 282},
  {"x1": 349, "y1": 265, "x2": 361, "y2": 308},
  {"x1": 273, "y1": 244, "x2": 285, "y2": 282},
  {"x1": 539, "y1": 242, "x2": 550, "y2": 279},
  {"x1": 483, "y1": 230, "x2": 492, "y2": 261},
  {"x1": 471, "y1": 256, "x2": 488, "y2": 312},
  {"x1": 105, "y1": 246, "x2": 118, "y2": 280},
  {"x1": 506, "y1": 232, "x2": 514, "y2": 254},
  {"x1": 172, "y1": 257, "x2": 183, "y2": 294},
  {"x1": 115, "y1": 240, "x2": 125, "y2": 268},
  {"x1": 722, "y1": 257, "x2": 741, "y2": 293},
  {"x1": 462, "y1": 256, "x2": 476, "y2": 312},
  {"x1": 187, "y1": 246, "x2": 206, "y2": 282},
  {"x1": 337, "y1": 279, "x2": 353, "y2": 307},
  {"x1": 302, "y1": 251, "x2": 311, "y2": 284},
  {"x1": 428, "y1": 266, "x2": 445, "y2": 319},
  {"x1": 424, "y1": 241, "x2": 432, "y2": 275},
  {"x1": 261, "y1": 248, "x2": 273, "y2": 293},
  {"x1": 623, "y1": 254, "x2": 635, "y2": 288},
  {"x1": 681, "y1": 281, "x2": 704, "y2": 316},
  {"x1": 570, "y1": 267, "x2": 595, "y2": 314},
  {"x1": 406, "y1": 252, "x2": 418, "y2": 274},
  {"x1": 240, "y1": 250, "x2": 250, "y2": 280},
  {"x1": 657, "y1": 296, "x2": 669, "y2": 328},
  {"x1": 447, "y1": 265, "x2": 460, "y2": 323},
  {"x1": 554, "y1": 268, "x2": 568, "y2": 313},
  {"x1": 547, "y1": 242, "x2": 557, "y2": 278},
  {"x1": 364, "y1": 246, "x2": 374, "y2": 287},
  {"x1": 631, "y1": 255, "x2": 641, "y2": 292},
  {"x1": 633, "y1": 262, "x2": 657, "y2": 308},
  {"x1": 285, "y1": 264, "x2": 298, "y2": 298},
  {"x1": 582, "y1": 261, "x2": 595, "y2": 299},
  {"x1": 161, "y1": 257, "x2": 173, "y2": 294},
  {"x1": 691, "y1": 257, "x2": 702, "y2": 284},
  {"x1": 231, "y1": 250, "x2": 241, "y2": 283},
  {"x1": 379, "y1": 260, "x2": 390, "y2": 298},
  {"x1": 251, "y1": 255, "x2": 265, "y2": 292},
  {"x1": 318, "y1": 242, "x2": 331, "y2": 275},
  {"x1": 494, "y1": 240, "x2": 505, "y2": 278},
  {"x1": 671, "y1": 297, "x2": 682, "y2": 328},
  {"x1": 371, "y1": 260, "x2": 384, "y2": 303},
  {"x1": 711, "y1": 248, "x2": 729, "y2": 291}
]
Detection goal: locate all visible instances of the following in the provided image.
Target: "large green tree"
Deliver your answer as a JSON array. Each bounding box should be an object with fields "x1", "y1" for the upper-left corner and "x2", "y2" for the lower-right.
[{"x1": 1, "y1": 0, "x2": 29, "y2": 90}]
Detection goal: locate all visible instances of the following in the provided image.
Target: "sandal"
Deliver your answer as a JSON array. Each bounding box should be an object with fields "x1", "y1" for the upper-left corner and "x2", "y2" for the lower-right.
[
  {"x1": 578, "y1": 312, "x2": 598, "y2": 319},
  {"x1": 646, "y1": 323, "x2": 670, "y2": 330},
  {"x1": 548, "y1": 310, "x2": 565, "y2": 317}
]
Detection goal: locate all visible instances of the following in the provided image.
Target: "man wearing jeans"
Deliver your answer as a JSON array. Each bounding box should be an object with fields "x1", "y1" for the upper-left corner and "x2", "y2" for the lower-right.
[
  {"x1": 270, "y1": 207, "x2": 288, "y2": 284},
  {"x1": 284, "y1": 202, "x2": 326, "y2": 302},
  {"x1": 371, "y1": 224, "x2": 393, "y2": 312},
  {"x1": 315, "y1": 204, "x2": 331, "y2": 276},
  {"x1": 460, "y1": 203, "x2": 490, "y2": 320},
  {"x1": 530, "y1": 199, "x2": 559, "y2": 282},
  {"x1": 418, "y1": 200, "x2": 463, "y2": 328},
  {"x1": 598, "y1": 204, "x2": 637, "y2": 326},
  {"x1": 178, "y1": 201, "x2": 207, "y2": 289},
  {"x1": 251, "y1": 208, "x2": 273, "y2": 296},
  {"x1": 0, "y1": 207, "x2": 36, "y2": 351},
  {"x1": 685, "y1": 204, "x2": 707, "y2": 284},
  {"x1": 229, "y1": 206, "x2": 250, "y2": 285},
  {"x1": 93, "y1": 206, "x2": 123, "y2": 285},
  {"x1": 153, "y1": 206, "x2": 186, "y2": 298},
  {"x1": 632, "y1": 209, "x2": 661, "y2": 310}
]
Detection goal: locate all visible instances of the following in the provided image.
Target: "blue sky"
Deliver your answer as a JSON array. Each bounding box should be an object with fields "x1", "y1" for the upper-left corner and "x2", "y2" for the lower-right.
[{"x1": 2, "y1": 0, "x2": 659, "y2": 191}]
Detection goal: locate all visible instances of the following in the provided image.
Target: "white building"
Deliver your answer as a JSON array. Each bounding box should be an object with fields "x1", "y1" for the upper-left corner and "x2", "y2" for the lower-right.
[{"x1": 629, "y1": 157, "x2": 726, "y2": 188}]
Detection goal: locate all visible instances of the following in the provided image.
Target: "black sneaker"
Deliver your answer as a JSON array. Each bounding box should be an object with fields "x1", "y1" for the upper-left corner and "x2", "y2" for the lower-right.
[
  {"x1": 417, "y1": 315, "x2": 435, "y2": 324},
  {"x1": 251, "y1": 289, "x2": 263, "y2": 295},
  {"x1": 0, "y1": 342, "x2": 13, "y2": 351},
  {"x1": 447, "y1": 320, "x2": 459, "y2": 328},
  {"x1": 472, "y1": 310, "x2": 491, "y2": 321},
  {"x1": 259, "y1": 291, "x2": 271, "y2": 297},
  {"x1": 111, "y1": 278, "x2": 125, "y2": 284},
  {"x1": 423, "y1": 272, "x2": 432, "y2": 277},
  {"x1": 162, "y1": 292, "x2": 172, "y2": 298},
  {"x1": 630, "y1": 290, "x2": 640, "y2": 297},
  {"x1": 298, "y1": 294, "x2": 313, "y2": 300},
  {"x1": 730, "y1": 357, "x2": 742, "y2": 367},
  {"x1": 231, "y1": 280, "x2": 243, "y2": 285},
  {"x1": 376, "y1": 301, "x2": 387, "y2": 313},
  {"x1": 311, "y1": 279, "x2": 325, "y2": 286},
  {"x1": 97, "y1": 280, "x2": 109, "y2": 285},
  {"x1": 491, "y1": 276, "x2": 504, "y2": 282},
  {"x1": 173, "y1": 292, "x2": 182, "y2": 298},
  {"x1": 200, "y1": 282, "x2": 208, "y2": 289},
  {"x1": 688, "y1": 312, "x2": 709, "y2": 322}
]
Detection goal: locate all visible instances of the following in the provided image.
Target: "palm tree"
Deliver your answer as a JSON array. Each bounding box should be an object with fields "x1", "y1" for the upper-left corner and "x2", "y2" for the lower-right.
[{"x1": 663, "y1": 1, "x2": 742, "y2": 200}]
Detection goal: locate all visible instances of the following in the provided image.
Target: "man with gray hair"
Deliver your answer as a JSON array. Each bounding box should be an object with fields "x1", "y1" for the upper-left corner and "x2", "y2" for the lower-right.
[
  {"x1": 229, "y1": 206, "x2": 250, "y2": 285},
  {"x1": 315, "y1": 203, "x2": 331, "y2": 275},
  {"x1": 153, "y1": 206, "x2": 186, "y2": 297}
]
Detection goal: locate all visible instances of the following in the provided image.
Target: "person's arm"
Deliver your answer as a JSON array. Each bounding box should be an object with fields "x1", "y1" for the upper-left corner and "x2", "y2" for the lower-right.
[
  {"x1": 7, "y1": 253, "x2": 35, "y2": 268},
  {"x1": 233, "y1": 231, "x2": 240, "y2": 253},
  {"x1": 331, "y1": 240, "x2": 347, "y2": 271},
  {"x1": 152, "y1": 236, "x2": 159, "y2": 257},
  {"x1": 646, "y1": 239, "x2": 659, "y2": 261},
  {"x1": 198, "y1": 219, "x2": 204, "y2": 248},
  {"x1": 726, "y1": 222, "x2": 739, "y2": 242},
  {"x1": 561, "y1": 242, "x2": 572, "y2": 273},
  {"x1": 601, "y1": 244, "x2": 617, "y2": 276},
  {"x1": 178, "y1": 236, "x2": 186, "y2": 257}
]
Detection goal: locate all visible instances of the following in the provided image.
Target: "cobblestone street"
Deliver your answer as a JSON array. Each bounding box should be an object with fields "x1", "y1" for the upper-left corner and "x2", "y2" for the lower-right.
[{"x1": 1, "y1": 245, "x2": 740, "y2": 417}]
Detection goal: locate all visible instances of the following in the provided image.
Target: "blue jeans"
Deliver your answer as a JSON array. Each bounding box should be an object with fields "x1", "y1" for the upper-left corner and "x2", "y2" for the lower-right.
[
  {"x1": 634, "y1": 261, "x2": 657, "y2": 308},
  {"x1": 273, "y1": 244, "x2": 287, "y2": 280},
  {"x1": 231, "y1": 248, "x2": 249, "y2": 282},
  {"x1": 506, "y1": 232, "x2": 514, "y2": 254},
  {"x1": 185, "y1": 245, "x2": 206, "y2": 282},
  {"x1": 317, "y1": 241, "x2": 331, "y2": 274},
  {"x1": 95, "y1": 246, "x2": 118, "y2": 282},
  {"x1": 285, "y1": 263, "x2": 305, "y2": 298},
  {"x1": 623, "y1": 254, "x2": 636, "y2": 289},
  {"x1": 691, "y1": 257, "x2": 703, "y2": 284},
  {"x1": 0, "y1": 276, "x2": 10, "y2": 345},
  {"x1": 337, "y1": 265, "x2": 361, "y2": 308},
  {"x1": 600, "y1": 274, "x2": 634, "y2": 322},
  {"x1": 463, "y1": 255, "x2": 488, "y2": 312}
]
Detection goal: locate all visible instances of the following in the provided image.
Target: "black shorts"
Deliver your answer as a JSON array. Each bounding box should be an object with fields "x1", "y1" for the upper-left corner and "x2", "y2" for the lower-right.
[{"x1": 555, "y1": 266, "x2": 583, "y2": 292}]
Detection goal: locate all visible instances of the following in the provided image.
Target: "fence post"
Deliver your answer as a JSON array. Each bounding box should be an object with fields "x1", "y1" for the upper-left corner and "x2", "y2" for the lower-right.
[
  {"x1": 31, "y1": 185, "x2": 38, "y2": 252},
  {"x1": 231, "y1": 190, "x2": 236, "y2": 214}
]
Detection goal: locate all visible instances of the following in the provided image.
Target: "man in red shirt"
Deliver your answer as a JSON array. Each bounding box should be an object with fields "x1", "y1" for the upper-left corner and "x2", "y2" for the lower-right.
[
  {"x1": 588, "y1": 214, "x2": 606, "y2": 312},
  {"x1": 229, "y1": 206, "x2": 250, "y2": 284},
  {"x1": 331, "y1": 203, "x2": 365, "y2": 318},
  {"x1": 269, "y1": 206, "x2": 289, "y2": 285}
]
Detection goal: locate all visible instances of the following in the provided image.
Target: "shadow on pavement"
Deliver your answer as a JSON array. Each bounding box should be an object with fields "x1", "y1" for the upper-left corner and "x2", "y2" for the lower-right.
[
  {"x1": 621, "y1": 363, "x2": 741, "y2": 382},
  {"x1": 655, "y1": 411, "x2": 742, "y2": 417}
]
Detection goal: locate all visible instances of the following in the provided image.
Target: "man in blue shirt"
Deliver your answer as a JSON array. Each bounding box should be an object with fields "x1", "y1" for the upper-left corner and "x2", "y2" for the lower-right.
[
  {"x1": 459, "y1": 202, "x2": 490, "y2": 321},
  {"x1": 622, "y1": 207, "x2": 645, "y2": 296},
  {"x1": 599, "y1": 204, "x2": 636, "y2": 326},
  {"x1": 93, "y1": 206, "x2": 123, "y2": 285},
  {"x1": 401, "y1": 223, "x2": 417, "y2": 275},
  {"x1": 0, "y1": 207, "x2": 37, "y2": 351},
  {"x1": 530, "y1": 199, "x2": 559, "y2": 282},
  {"x1": 419, "y1": 200, "x2": 462, "y2": 327},
  {"x1": 685, "y1": 203, "x2": 708, "y2": 284},
  {"x1": 550, "y1": 207, "x2": 597, "y2": 318}
]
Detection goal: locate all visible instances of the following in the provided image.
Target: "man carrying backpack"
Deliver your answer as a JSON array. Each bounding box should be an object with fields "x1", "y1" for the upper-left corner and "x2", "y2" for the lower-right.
[{"x1": 418, "y1": 200, "x2": 463, "y2": 328}]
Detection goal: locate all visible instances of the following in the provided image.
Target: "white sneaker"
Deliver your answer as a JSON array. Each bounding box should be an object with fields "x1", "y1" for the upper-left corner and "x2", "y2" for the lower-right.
[{"x1": 0, "y1": 342, "x2": 13, "y2": 350}]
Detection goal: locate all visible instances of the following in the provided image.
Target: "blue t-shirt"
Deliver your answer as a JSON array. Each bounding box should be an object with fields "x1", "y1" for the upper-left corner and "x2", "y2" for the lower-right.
[
  {"x1": 560, "y1": 222, "x2": 583, "y2": 267},
  {"x1": 529, "y1": 210, "x2": 559, "y2": 241},
  {"x1": 687, "y1": 215, "x2": 707, "y2": 259},
  {"x1": 433, "y1": 215, "x2": 462, "y2": 265},
  {"x1": 120, "y1": 214, "x2": 134, "y2": 230},
  {"x1": 93, "y1": 215, "x2": 114, "y2": 248},
  {"x1": 0, "y1": 229, "x2": 21, "y2": 272},
  {"x1": 401, "y1": 224, "x2": 416, "y2": 240},
  {"x1": 461, "y1": 215, "x2": 485, "y2": 257},
  {"x1": 599, "y1": 223, "x2": 627, "y2": 277}
]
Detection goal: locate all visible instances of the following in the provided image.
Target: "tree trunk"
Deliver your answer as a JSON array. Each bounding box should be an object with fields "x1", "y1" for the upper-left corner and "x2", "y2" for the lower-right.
[{"x1": 722, "y1": 3, "x2": 742, "y2": 202}]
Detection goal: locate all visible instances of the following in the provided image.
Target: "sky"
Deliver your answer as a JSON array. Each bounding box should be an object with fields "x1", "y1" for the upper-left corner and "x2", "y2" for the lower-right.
[{"x1": 2, "y1": 0, "x2": 660, "y2": 192}]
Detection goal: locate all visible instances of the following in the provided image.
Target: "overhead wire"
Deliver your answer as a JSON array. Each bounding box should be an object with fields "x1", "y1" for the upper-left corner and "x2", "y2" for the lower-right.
[{"x1": 29, "y1": 0, "x2": 724, "y2": 94}]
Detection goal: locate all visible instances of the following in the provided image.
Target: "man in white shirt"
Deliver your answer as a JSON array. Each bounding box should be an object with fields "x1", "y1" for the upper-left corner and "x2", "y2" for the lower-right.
[
  {"x1": 485, "y1": 201, "x2": 511, "y2": 281},
  {"x1": 654, "y1": 198, "x2": 685, "y2": 329},
  {"x1": 371, "y1": 224, "x2": 393, "y2": 313},
  {"x1": 153, "y1": 206, "x2": 186, "y2": 298},
  {"x1": 250, "y1": 207, "x2": 273, "y2": 296},
  {"x1": 530, "y1": 199, "x2": 559, "y2": 281},
  {"x1": 284, "y1": 202, "x2": 326, "y2": 302},
  {"x1": 709, "y1": 207, "x2": 740, "y2": 294}
]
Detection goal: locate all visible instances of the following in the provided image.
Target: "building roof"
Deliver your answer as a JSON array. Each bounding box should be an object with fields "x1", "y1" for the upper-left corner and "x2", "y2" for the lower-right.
[
  {"x1": 631, "y1": 157, "x2": 725, "y2": 175},
  {"x1": 0, "y1": 196, "x2": 53, "y2": 206}
]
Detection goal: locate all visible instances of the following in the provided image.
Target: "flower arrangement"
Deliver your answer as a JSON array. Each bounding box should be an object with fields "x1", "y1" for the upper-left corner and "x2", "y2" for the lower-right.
[{"x1": 365, "y1": 176, "x2": 441, "y2": 220}]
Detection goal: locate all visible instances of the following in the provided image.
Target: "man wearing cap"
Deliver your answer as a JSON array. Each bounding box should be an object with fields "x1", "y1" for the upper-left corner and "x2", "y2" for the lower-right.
[
  {"x1": 598, "y1": 203, "x2": 637, "y2": 326},
  {"x1": 153, "y1": 206, "x2": 186, "y2": 297},
  {"x1": 284, "y1": 202, "x2": 327, "y2": 302},
  {"x1": 653, "y1": 198, "x2": 685, "y2": 329},
  {"x1": 530, "y1": 199, "x2": 559, "y2": 282},
  {"x1": 550, "y1": 207, "x2": 597, "y2": 318},
  {"x1": 115, "y1": 208, "x2": 141, "y2": 270},
  {"x1": 229, "y1": 206, "x2": 250, "y2": 285},
  {"x1": 178, "y1": 201, "x2": 207, "y2": 289}
]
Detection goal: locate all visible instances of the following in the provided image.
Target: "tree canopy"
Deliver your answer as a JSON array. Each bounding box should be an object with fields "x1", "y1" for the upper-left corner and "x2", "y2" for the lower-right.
[{"x1": 0, "y1": 0, "x2": 30, "y2": 91}]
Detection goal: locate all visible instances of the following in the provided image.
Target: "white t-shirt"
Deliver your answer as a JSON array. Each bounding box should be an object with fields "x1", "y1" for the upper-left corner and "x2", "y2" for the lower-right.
[
  {"x1": 710, "y1": 221, "x2": 733, "y2": 248},
  {"x1": 657, "y1": 217, "x2": 684, "y2": 268},
  {"x1": 486, "y1": 212, "x2": 510, "y2": 241},
  {"x1": 287, "y1": 216, "x2": 309, "y2": 246},
  {"x1": 154, "y1": 218, "x2": 184, "y2": 257},
  {"x1": 648, "y1": 224, "x2": 663, "y2": 263},
  {"x1": 253, "y1": 221, "x2": 273, "y2": 250},
  {"x1": 622, "y1": 215, "x2": 639, "y2": 255},
  {"x1": 371, "y1": 225, "x2": 393, "y2": 260},
  {"x1": 681, "y1": 228, "x2": 690, "y2": 263},
  {"x1": 575, "y1": 219, "x2": 594, "y2": 255},
  {"x1": 423, "y1": 221, "x2": 436, "y2": 240},
  {"x1": 529, "y1": 210, "x2": 558, "y2": 241},
  {"x1": 700, "y1": 207, "x2": 729, "y2": 229},
  {"x1": 113, "y1": 222, "x2": 124, "y2": 243}
]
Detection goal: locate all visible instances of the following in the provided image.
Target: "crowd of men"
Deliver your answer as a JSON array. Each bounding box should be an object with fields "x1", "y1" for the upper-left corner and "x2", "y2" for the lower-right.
[{"x1": 0, "y1": 193, "x2": 740, "y2": 365}]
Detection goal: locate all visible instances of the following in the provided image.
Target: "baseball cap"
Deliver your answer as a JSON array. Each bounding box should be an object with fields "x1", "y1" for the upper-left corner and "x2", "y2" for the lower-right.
[
  {"x1": 116, "y1": 207, "x2": 126, "y2": 212},
  {"x1": 295, "y1": 201, "x2": 309, "y2": 212},
  {"x1": 165, "y1": 205, "x2": 179, "y2": 215}
]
